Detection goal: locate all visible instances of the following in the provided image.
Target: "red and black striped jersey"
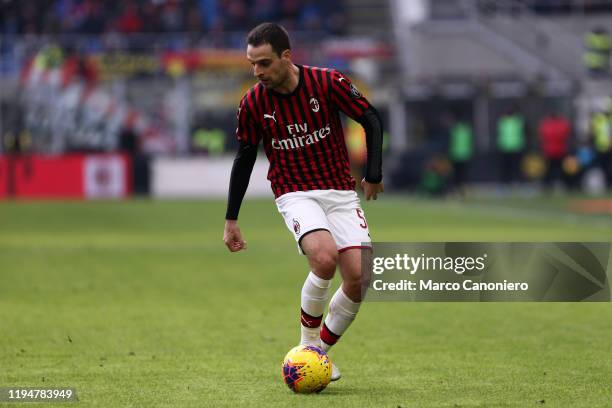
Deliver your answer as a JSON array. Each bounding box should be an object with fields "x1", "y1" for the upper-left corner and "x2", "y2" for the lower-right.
[{"x1": 236, "y1": 65, "x2": 371, "y2": 198}]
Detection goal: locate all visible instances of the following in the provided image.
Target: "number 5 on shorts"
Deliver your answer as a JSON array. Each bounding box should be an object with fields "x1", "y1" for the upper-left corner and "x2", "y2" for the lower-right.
[{"x1": 356, "y1": 209, "x2": 368, "y2": 229}]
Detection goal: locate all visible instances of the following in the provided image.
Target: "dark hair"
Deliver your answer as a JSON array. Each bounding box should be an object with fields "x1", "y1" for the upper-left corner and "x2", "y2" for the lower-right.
[{"x1": 247, "y1": 23, "x2": 291, "y2": 57}]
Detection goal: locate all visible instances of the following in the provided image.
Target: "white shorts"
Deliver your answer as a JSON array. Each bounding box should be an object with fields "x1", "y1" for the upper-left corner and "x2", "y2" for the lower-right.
[{"x1": 275, "y1": 189, "x2": 372, "y2": 254}]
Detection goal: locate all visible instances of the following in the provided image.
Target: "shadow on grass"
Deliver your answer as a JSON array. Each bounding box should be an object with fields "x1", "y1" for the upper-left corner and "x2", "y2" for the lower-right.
[
  {"x1": 305, "y1": 383, "x2": 409, "y2": 397},
  {"x1": 317, "y1": 386, "x2": 372, "y2": 396}
]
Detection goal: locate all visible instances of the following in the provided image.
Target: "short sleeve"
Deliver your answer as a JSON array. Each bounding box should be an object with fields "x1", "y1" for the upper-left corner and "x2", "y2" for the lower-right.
[
  {"x1": 236, "y1": 95, "x2": 261, "y2": 146},
  {"x1": 329, "y1": 69, "x2": 371, "y2": 121}
]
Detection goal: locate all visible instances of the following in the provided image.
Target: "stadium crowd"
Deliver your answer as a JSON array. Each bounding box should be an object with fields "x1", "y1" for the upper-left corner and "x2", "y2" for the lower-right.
[{"x1": 0, "y1": 0, "x2": 347, "y2": 36}]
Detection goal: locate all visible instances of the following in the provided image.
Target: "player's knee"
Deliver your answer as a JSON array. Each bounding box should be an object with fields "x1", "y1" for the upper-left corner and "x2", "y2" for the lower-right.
[
  {"x1": 347, "y1": 272, "x2": 363, "y2": 289},
  {"x1": 342, "y1": 279, "x2": 363, "y2": 302},
  {"x1": 310, "y1": 251, "x2": 338, "y2": 276},
  {"x1": 344, "y1": 269, "x2": 364, "y2": 294}
]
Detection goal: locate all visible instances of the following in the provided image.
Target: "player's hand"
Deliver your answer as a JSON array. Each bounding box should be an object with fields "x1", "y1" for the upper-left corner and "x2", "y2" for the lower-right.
[
  {"x1": 361, "y1": 178, "x2": 384, "y2": 201},
  {"x1": 223, "y1": 220, "x2": 248, "y2": 252}
]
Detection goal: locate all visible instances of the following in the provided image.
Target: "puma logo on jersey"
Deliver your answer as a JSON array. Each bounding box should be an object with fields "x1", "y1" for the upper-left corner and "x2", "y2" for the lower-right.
[
  {"x1": 338, "y1": 76, "x2": 346, "y2": 83},
  {"x1": 263, "y1": 111, "x2": 277, "y2": 123}
]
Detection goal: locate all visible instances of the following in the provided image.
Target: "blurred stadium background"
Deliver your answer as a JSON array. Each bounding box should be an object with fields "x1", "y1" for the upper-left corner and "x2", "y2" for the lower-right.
[
  {"x1": 1, "y1": 0, "x2": 611, "y2": 199},
  {"x1": 1, "y1": 1, "x2": 612, "y2": 407}
]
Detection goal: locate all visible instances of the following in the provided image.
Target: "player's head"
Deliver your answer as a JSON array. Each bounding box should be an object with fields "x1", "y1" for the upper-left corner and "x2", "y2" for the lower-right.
[{"x1": 246, "y1": 23, "x2": 292, "y2": 89}]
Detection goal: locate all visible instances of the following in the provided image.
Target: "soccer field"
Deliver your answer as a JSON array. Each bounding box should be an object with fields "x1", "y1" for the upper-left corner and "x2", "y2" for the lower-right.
[{"x1": 1, "y1": 197, "x2": 611, "y2": 407}]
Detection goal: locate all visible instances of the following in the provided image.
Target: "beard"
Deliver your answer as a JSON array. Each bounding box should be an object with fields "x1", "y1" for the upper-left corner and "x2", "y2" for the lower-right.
[{"x1": 265, "y1": 69, "x2": 290, "y2": 90}]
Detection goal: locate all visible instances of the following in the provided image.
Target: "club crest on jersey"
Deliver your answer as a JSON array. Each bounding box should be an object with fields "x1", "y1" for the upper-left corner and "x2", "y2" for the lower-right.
[
  {"x1": 309, "y1": 97, "x2": 320, "y2": 113},
  {"x1": 350, "y1": 83, "x2": 361, "y2": 99},
  {"x1": 293, "y1": 218, "x2": 301, "y2": 235}
]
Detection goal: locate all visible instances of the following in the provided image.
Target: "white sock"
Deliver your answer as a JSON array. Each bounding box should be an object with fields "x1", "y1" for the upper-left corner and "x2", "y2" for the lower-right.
[
  {"x1": 300, "y1": 272, "x2": 332, "y2": 346},
  {"x1": 320, "y1": 288, "x2": 361, "y2": 352}
]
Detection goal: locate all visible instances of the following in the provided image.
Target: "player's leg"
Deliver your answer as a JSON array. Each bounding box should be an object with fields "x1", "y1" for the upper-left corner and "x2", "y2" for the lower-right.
[
  {"x1": 319, "y1": 248, "x2": 367, "y2": 352},
  {"x1": 298, "y1": 231, "x2": 338, "y2": 345},
  {"x1": 300, "y1": 230, "x2": 339, "y2": 281},
  {"x1": 275, "y1": 192, "x2": 337, "y2": 347},
  {"x1": 318, "y1": 191, "x2": 372, "y2": 353},
  {"x1": 313, "y1": 190, "x2": 372, "y2": 381}
]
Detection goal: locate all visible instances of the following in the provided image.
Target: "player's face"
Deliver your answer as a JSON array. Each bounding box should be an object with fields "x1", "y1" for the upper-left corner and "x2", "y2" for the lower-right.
[{"x1": 246, "y1": 43, "x2": 291, "y2": 90}]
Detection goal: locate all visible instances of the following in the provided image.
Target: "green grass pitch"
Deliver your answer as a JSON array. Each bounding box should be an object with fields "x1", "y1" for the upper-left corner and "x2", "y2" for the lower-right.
[{"x1": 1, "y1": 196, "x2": 611, "y2": 407}]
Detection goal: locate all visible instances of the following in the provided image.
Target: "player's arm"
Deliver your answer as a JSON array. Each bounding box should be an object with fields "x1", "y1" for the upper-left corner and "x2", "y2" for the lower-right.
[
  {"x1": 356, "y1": 107, "x2": 384, "y2": 200},
  {"x1": 224, "y1": 96, "x2": 261, "y2": 252},
  {"x1": 224, "y1": 142, "x2": 257, "y2": 252},
  {"x1": 329, "y1": 70, "x2": 384, "y2": 200}
]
